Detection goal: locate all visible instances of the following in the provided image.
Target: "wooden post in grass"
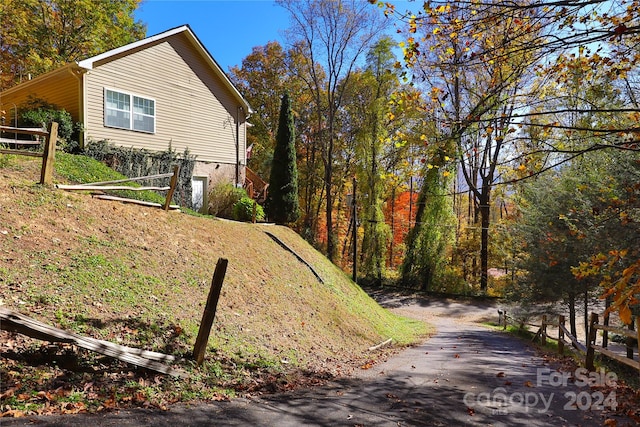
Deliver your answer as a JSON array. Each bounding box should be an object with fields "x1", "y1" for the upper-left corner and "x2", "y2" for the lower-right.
[
  {"x1": 541, "y1": 315, "x2": 547, "y2": 345},
  {"x1": 40, "y1": 122, "x2": 58, "y2": 185},
  {"x1": 193, "y1": 258, "x2": 228, "y2": 365},
  {"x1": 163, "y1": 165, "x2": 180, "y2": 211}
]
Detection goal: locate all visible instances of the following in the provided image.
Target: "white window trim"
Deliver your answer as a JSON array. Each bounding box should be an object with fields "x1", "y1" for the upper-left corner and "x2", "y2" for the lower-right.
[{"x1": 104, "y1": 88, "x2": 156, "y2": 134}]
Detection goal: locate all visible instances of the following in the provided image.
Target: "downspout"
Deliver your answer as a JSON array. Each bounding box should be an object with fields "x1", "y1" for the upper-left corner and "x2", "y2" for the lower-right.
[
  {"x1": 67, "y1": 65, "x2": 87, "y2": 149},
  {"x1": 236, "y1": 106, "x2": 245, "y2": 187},
  {"x1": 235, "y1": 106, "x2": 240, "y2": 187}
]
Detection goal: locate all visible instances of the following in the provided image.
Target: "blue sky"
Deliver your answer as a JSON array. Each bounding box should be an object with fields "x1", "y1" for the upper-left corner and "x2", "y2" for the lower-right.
[
  {"x1": 135, "y1": 0, "x2": 293, "y2": 72},
  {"x1": 135, "y1": 1, "x2": 414, "y2": 72}
]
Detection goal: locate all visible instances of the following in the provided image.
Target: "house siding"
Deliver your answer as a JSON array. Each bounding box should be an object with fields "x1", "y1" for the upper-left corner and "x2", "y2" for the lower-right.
[
  {"x1": 0, "y1": 68, "x2": 81, "y2": 126},
  {"x1": 83, "y1": 33, "x2": 247, "y2": 165}
]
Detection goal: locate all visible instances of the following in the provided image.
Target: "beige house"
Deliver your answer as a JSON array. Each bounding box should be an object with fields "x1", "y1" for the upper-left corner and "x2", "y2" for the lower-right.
[{"x1": 0, "y1": 25, "x2": 253, "y2": 211}]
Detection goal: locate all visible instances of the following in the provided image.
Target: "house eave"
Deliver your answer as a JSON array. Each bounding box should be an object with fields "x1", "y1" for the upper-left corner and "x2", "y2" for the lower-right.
[{"x1": 0, "y1": 64, "x2": 84, "y2": 98}]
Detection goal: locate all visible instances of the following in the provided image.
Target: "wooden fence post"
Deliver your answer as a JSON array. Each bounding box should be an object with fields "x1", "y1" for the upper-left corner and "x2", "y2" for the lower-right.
[
  {"x1": 39, "y1": 122, "x2": 58, "y2": 185},
  {"x1": 163, "y1": 165, "x2": 180, "y2": 211},
  {"x1": 603, "y1": 299, "x2": 610, "y2": 348},
  {"x1": 628, "y1": 317, "x2": 636, "y2": 360},
  {"x1": 558, "y1": 315, "x2": 565, "y2": 355},
  {"x1": 585, "y1": 312, "x2": 598, "y2": 371},
  {"x1": 541, "y1": 315, "x2": 547, "y2": 345},
  {"x1": 193, "y1": 258, "x2": 228, "y2": 365}
]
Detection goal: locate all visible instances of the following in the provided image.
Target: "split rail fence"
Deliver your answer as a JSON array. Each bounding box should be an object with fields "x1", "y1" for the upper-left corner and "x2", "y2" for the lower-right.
[
  {"x1": 499, "y1": 310, "x2": 639, "y2": 374},
  {"x1": 0, "y1": 122, "x2": 58, "y2": 185},
  {"x1": 57, "y1": 165, "x2": 181, "y2": 211}
]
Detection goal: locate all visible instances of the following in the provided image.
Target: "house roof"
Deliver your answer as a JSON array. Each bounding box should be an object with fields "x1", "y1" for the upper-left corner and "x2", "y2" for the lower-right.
[
  {"x1": 80, "y1": 24, "x2": 253, "y2": 115},
  {"x1": 0, "y1": 63, "x2": 83, "y2": 97},
  {"x1": 1, "y1": 25, "x2": 253, "y2": 116}
]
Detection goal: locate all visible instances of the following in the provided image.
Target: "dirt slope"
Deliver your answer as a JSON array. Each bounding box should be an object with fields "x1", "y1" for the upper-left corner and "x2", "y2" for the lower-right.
[{"x1": 0, "y1": 156, "x2": 426, "y2": 415}]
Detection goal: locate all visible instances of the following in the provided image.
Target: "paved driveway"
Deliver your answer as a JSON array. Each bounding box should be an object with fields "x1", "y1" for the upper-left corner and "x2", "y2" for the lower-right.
[{"x1": 2, "y1": 293, "x2": 626, "y2": 426}]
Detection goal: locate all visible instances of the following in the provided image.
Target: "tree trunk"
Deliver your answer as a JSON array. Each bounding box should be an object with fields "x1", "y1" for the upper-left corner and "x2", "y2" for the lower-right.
[
  {"x1": 479, "y1": 193, "x2": 490, "y2": 292},
  {"x1": 325, "y1": 135, "x2": 336, "y2": 261},
  {"x1": 389, "y1": 186, "x2": 395, "y2": 269},
  {"x1": 627, "y1": 319, "x2": 635, "y2": 359},
  {"x1": 583, "y1": 288, "x2": 589, "y2": 339},
  {"x1": 568, "y1": 292, "x2": 577, "y2": 338}
]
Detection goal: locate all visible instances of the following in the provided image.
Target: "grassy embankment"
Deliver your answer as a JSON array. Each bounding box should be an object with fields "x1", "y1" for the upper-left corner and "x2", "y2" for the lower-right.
[{"x1": 0, "y1": 152, "x2": 429, "y2": 414}]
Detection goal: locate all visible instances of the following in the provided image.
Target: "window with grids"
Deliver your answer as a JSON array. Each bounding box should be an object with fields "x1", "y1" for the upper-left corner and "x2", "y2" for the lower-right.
[{"x1": 104, "y1": 89, "x2": 155, "y2": 133}]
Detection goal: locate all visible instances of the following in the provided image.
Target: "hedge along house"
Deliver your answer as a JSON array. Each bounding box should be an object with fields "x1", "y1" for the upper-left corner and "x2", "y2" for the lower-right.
[{"x1": 0, "y1": 25, "x2": 253, "y2": 212}]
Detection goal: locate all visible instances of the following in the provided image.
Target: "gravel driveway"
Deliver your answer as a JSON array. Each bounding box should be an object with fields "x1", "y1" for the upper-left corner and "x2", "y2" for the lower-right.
[{"x1": 2, "y1": 292, "x2": 629, "y2": 426}]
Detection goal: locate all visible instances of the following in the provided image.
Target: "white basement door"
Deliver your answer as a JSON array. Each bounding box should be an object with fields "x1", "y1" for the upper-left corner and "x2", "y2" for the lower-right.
[{"x1": 191, "y1": 177, "x2": 207, "y2": 213}]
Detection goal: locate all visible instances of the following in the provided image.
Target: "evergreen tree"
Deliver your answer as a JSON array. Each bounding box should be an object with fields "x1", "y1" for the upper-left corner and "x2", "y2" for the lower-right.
[{"x1": 267, "y1": 92, "x2": 300, "y2": 224}]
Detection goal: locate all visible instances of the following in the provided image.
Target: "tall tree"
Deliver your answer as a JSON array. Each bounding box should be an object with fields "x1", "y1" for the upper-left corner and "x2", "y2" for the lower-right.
[
  {"x1": 402, "y1": 163, "x2": 456, "y2": 291},
  {"x1": 229, "y1": 42, "x2": 307, "y2": 179},
  {"x1": 395, "y1": 2, "x2": 542, "y2": 291},
  {"x1": 229, "y1": 41, "x2": 321, "y2": 239},
  {"x1": 278, "y1": 0, "x2": 386, "y2": 261},
  {"x1": 0, "y1": 0, "x2": 146, "y2": 89},
  {"x1": 339, "y1": 37, "x2": 398, "y2": 281},
  {"x1": 267, "y1": 92, "x2": 300, "y2": 225}
]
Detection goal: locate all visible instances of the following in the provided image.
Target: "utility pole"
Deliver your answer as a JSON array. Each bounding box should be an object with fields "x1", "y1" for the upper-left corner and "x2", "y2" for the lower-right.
[{"x1": 352, "y1": 176, "x2": 357, "y2": 284}]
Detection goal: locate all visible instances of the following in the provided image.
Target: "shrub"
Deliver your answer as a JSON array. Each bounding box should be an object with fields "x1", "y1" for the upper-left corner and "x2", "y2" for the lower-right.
[
  {"x1": 208, "y1": 183, "x2": 246, "y2": 219},
  {"x1": 233, "y1": 196, "x2": 264, "y2": 222},
  {"x1": 19, "y1": 97, "x2": 81, "y2": 152}
]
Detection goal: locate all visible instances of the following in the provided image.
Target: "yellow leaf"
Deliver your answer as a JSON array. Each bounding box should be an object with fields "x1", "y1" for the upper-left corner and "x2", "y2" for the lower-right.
[
  {"x1": 619, "y1": 304, "x2": 632, "y2": 325},
  {"x1": 433, "y1": 27, "x2": 441, "y2": 35}
]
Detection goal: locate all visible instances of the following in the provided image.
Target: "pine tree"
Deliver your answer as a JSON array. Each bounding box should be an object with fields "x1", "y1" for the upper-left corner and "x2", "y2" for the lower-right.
[{"x1": 266, "y1": 92, "x2": 300, "y2": 224}]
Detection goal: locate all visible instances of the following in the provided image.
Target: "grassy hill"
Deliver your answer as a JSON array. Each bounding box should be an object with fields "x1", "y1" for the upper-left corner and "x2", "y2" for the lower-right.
[{"x1": 0, "y1": 153, "x2": 428, "y2": 414}]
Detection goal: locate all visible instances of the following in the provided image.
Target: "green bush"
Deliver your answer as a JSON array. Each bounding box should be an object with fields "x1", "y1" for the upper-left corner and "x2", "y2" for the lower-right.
[
  {"x1": 208, "y1": 183, "x2": 247, "y2": 219},
  {"x1": 233, "y1": 196, "x2": 264, "y2": 222},
  {"x1": 19, "y1": 97, "x2": 81, "y2": 152}
]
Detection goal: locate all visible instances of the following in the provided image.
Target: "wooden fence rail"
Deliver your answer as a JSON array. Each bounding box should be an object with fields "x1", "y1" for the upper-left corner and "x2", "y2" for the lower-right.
[
  {"x1": 499, "y1": 310, "x2": 638, "y2": 374},
  {"x1": 57, "y1": 165, "x2": 180, "y2": 211},
  {"x1": 586, "y1": 313, "x2": 640, "y2": 372},
  {"x1": 0, "y1": 122, "x2": 58, "y2": 185},
  {"x1": 0, "y1": 307, "x2": 186, "y2": 377},
  {"x1": 534, "y1": 314, "x2": 587, "y2": 353}
]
